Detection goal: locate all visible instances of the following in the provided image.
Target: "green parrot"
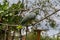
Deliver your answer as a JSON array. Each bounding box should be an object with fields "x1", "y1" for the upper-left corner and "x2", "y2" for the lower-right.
[{"x1": 20, "y1": 12, "x2": 36, "y2": 25}]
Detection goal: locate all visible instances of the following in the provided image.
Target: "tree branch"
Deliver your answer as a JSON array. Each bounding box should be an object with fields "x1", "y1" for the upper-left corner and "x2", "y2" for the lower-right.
[{"x1": 33, "y1": 9, "x2": 60, "y2": 26}]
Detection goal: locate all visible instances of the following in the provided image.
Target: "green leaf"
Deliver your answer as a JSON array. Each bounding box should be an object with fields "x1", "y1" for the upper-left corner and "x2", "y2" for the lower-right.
[
  {"x1": 49, "y1": 20, "x2": 56, "y2": 28},
  {"x1": 3, "y1": 0, "x2": 9, "y2": 10},
  {"x1": 20, "y1": 3, "x2": 24, "y2": 8},
  {"x1": 17, "y1": 25, "x2": 23, "y2": 29}
]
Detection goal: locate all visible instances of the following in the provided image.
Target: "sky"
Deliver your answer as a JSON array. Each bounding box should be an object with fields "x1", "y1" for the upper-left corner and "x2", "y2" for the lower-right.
[{"x1": 0, "y1": 0, "x2": 60, "y2": 36}]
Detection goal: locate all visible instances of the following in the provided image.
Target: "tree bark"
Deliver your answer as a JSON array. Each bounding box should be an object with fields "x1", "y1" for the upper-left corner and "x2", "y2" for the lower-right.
[
  {"x1": 12, "y1": 31, "x2": 15, "y2": 40},
  {"x1": 19, "y1": 29, "x2": 22, "y2": 40},
  {"x1": 37, "y1": 31, "x2": 41, "y2": 40},
  {"x1": 6, "y1": 26, "x2": 11, "y2": 40}
]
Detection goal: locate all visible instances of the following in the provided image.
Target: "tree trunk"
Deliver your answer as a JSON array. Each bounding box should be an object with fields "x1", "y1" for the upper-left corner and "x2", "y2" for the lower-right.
[
  {"x1": 26, "y1": 26, "x2": 29, "y2": 40},
  {"x1": 6, "y1": 26, "x2": 11, "y2": 40},
  {"x1": 5, "y1": 26, "x2": 8, "y2": 40},
  {"x1": 37, "y1": 31, "x2": 40, "y2": 40},
  {"x1": 12, "y1": 31, "x2": 15, "y2": 40},
  {"x1": 19, "y1": 29, "x2": 22, "y2": 40}
]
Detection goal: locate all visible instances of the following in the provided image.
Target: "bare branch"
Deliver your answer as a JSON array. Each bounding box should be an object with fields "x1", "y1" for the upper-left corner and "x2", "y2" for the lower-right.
[
  {"x1": 33, "y1": 9, "x2": 60, "y2": 26},
  {"x1": 0, "y1": 23, "x2": 18, "y2": 26}
]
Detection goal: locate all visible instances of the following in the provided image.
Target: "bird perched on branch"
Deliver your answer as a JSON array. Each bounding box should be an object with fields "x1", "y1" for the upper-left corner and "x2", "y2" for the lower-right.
[{"x1": 20, "y1": 12, "x2": 36, "y2": 25}]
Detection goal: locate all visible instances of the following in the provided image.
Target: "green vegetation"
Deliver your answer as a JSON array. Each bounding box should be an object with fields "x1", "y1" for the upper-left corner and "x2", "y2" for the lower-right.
[{"x1": 0, "y1": 0, "x2": 60, "y2": 40}]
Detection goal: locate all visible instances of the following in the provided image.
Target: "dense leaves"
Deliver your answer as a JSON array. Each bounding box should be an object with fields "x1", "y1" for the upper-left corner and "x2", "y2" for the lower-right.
[
  {"x1": 49, "y1": 19, "x2": 56, "y2": 28},
  {"x1": 0, "y1": 0, "x2": 23, "y2": 30}
]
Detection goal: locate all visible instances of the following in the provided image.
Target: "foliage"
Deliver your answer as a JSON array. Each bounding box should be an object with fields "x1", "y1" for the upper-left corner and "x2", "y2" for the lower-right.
[
  {"x1": 0, "y1": 0, "x2": 24, "y2": 30},
  {"x1": 27, "y1": 32, "x2": 37, "y2": 40},
  {"x1": 17, "y1": 25, "x2": 23, "y2": 29},
  {"x1": 49, "y1": 19, "x2": 56, "y2": 28}
]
